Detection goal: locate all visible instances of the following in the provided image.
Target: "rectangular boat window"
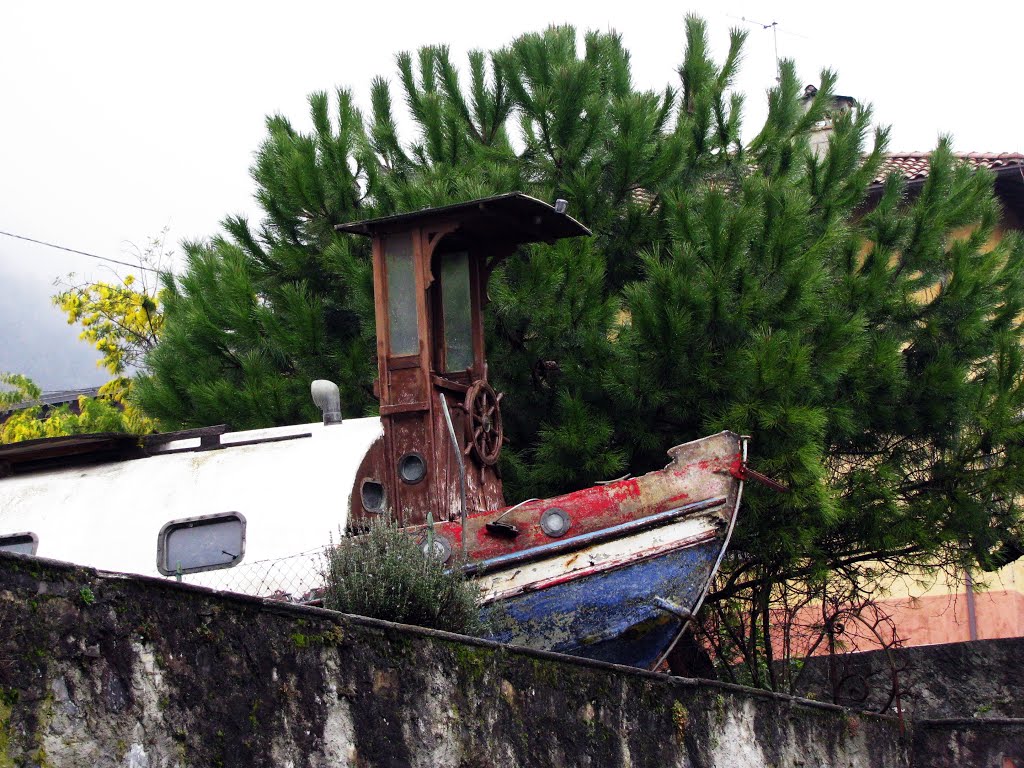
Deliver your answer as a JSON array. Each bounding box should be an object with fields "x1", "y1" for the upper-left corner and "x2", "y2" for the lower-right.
[
  {"x1": 385, "y1": 233, "x2": 419, "y2": 355},
  {"x1": 441, "y1": 251, "x2": 473, "y2": 371},
  {"x1": 158, "y1": 513, "x2": 245, "y2": 576},
  {"x1": 0, "y1": 532, "x2": 38, "y2": 556}
]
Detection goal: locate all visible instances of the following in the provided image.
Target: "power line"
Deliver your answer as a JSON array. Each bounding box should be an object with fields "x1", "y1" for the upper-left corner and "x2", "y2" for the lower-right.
[{"x1": 0, "y1": 229, "x2": 165, "y2": 274}]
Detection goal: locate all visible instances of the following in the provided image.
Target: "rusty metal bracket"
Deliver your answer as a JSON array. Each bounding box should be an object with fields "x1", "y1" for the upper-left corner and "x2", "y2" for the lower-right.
[
  {"x1": 732, "y1": 463, "x2": 790, "y2": 493},
  {"x1": 484, "y1": 521, "x2": 520, "y2": 539},
  {"x1": 652, "y1": 596, "x2": 692, "y2": 621}
]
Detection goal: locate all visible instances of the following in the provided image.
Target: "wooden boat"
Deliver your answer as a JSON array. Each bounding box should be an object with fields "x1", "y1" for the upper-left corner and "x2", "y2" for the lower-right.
[
  {"x1": 0, "y1": 194, "x2": 751, "y2": 670},
  {"x1": 423, "y1": 430, "x2": 744, "y2": 669}
]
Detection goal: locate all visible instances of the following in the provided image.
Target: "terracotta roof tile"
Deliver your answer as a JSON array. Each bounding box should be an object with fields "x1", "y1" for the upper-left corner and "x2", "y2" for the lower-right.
[{"x1": 873, "y1": 152, "x2": 1024, "y2": 185}]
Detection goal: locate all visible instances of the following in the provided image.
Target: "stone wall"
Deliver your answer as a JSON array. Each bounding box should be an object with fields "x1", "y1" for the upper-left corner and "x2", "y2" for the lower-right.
[
  {"x1": 911, "y1": 719, "x2": 1024, "y2": 768},
  {"x1": 791, "y1": 636, "x2": 1024, "y2": 720},
  {"x1": 0, "y1": 553, "x2": 906, "y2": 768},
  {"x1": 789, "y1": 635, "x2": 1024, "y2": 767}
]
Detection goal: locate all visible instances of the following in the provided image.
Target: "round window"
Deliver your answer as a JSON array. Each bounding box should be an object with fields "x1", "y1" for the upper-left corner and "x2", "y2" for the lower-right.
[
  {"x1": 398, "y1": 452, "x2": 427, "y2": 484},
  {"x1": 540, "y1": 508, "x2": 571, "y2": 538},
  {"x1": 420, "y1": 535, "x2": 452, "y2": 563},
  {"x1": 360, "y1": 480, "x2": 385, "y2": 513}
]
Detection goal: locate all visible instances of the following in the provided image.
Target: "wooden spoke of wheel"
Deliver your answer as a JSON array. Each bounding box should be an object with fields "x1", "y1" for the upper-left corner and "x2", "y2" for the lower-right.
[{"x1": 463, "y1": 380, "x2": 503, "y2": 465}]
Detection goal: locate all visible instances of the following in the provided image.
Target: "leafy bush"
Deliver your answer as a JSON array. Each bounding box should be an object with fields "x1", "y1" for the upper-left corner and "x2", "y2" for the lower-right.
[
  {"x1": 322, "y1": 520, "x2": 481, "y2": 634},
  {"x1": 0, "y1": 372, "x2": 156, "y2": 444}
]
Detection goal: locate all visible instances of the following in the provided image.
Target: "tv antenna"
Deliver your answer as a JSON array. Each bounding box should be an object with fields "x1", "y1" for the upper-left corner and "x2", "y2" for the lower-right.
[{"x1": 728, "y1": 15, "x2": 808, "y2": 82}]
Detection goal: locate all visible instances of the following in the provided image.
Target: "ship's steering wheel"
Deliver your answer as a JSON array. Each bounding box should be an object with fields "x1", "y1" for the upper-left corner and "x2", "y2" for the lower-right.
[{"x1": 463, "y1": 380, "x2": 503, "y2": 465}]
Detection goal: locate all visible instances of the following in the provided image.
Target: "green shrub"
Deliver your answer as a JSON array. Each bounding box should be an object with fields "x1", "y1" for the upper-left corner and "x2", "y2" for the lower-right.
[{"x1": 322, "y1": 519, "x2": 481, "y2": 635}]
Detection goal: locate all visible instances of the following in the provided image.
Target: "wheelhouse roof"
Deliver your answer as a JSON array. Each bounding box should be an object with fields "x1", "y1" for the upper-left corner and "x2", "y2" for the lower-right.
[{"x1": 335, "y1": 192, "x2": 591, "y2": 244}]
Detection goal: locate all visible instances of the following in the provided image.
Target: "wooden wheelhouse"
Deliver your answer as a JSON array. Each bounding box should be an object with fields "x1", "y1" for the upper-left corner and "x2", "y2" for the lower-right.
[{"x1": 337, "y1": 193, "x2": 590, "y2": 529}]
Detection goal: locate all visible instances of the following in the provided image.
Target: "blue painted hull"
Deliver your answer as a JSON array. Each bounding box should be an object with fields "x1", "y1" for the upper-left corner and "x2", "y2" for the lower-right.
[{"x1": 478, "y1": 537, "x2": 722, "y2": 669}]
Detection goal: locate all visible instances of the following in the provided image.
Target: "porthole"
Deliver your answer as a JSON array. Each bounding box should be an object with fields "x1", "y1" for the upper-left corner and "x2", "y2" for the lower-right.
[
  {"x1": 420, "y1": 535, "x2": 452, "y2": 564},
  {"x1": 360, "y1": 480, "x2": 385, "y2": 513},
  {"x1": 0, "y1": 532, "x2": 38, "y2": 556},
  {"x1": 157, "y1": 512, "x2": 246, "y2": 576},
  {"x1": 540, "y1": 508, "x2": 571, "y2": 538},
  {"x1": 398, "y1": 452, "x2": 427, "y2": 485}
]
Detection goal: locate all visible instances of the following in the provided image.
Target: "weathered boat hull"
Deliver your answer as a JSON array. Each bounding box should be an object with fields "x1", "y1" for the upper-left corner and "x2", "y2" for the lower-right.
[
  {"x1": 477, "y1": 526, "x2": 726, "y2": 669},
  {"x1": 434, "y1": 430, "x2": 747, "y2": 669}
]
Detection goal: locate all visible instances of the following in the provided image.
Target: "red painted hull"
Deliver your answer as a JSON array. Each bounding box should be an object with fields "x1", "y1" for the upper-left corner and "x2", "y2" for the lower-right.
[{"x1": 407, "y1": 431, "x2": 746, "y2": 568}]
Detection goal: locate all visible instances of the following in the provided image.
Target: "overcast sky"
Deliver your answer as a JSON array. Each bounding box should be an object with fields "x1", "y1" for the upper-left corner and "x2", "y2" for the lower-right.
[{"x1": 2, "y1": 0, "x2": 1021, "y2": 390}]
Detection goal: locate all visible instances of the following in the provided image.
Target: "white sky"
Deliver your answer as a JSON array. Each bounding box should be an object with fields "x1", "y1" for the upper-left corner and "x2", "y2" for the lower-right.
[{"x1": 2, "y1": 0, "x2": 1021, "y2": 389}]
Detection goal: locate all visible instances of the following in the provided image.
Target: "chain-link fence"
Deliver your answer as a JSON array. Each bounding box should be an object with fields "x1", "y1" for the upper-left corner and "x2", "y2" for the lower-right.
[{"x1": 178, "y1": 547, "x2": 328, "y2": 603}]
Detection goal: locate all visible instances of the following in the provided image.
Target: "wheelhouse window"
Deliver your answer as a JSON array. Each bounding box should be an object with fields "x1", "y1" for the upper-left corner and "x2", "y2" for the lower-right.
[
  {"x1": 158, "y1": 513, "x2": 245, "y2": 576},
  {"x1": 385, "y1": 233, "x2": 419, "y2": 355},
  {"x1": 440, "y1": 250, "x2": 473, "y2": 371},
  {"x1": 0, "y1": 532, "x2": 38, "y2": 556}
]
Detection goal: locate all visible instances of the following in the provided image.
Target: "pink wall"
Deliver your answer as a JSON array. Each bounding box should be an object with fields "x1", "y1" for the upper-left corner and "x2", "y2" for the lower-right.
[{"x1": 770, "y1": 589, "x2": 1024, "y2": 656}]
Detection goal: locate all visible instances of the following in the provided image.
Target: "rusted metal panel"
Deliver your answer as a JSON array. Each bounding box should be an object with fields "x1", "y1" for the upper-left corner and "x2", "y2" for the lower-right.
[
  {"x1": 347, "y1": 435, "x2": 386, "y2": 532},
  {"x1": 384, "y1": 412, "x2": 435, "y2": 527},
  {"x1": 379, "y1": 401, "x2": 429, "y2": 416},
  {"x1": 385, "y1": 367, "x2": 426, "y2": 406}
]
